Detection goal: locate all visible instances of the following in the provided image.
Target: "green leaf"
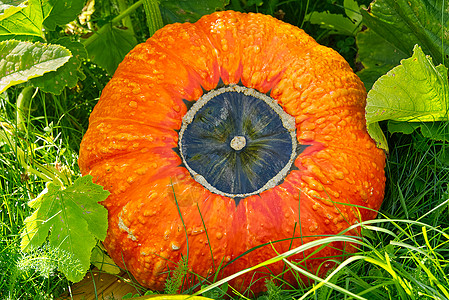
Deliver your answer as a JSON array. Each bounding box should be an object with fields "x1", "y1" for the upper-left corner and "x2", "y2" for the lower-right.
[
  {"x1": 43, "y1": 0, "x2": 85, "y2": 31},
  {"x1": 344, "y1": 0, "x2": 362, "y2": 23},
  {"x1": 0, "y1": 0, "x2": 52, "y2": 41},
  {"x1": 387, "y1": 121, "x2": 417, "y2": 135},
  {"x1": 91, "y1": 244, "x2": 120, "y2": 275},
  {"x1": 21, "y1": 175, "x2": 109, "y2": 282},
  {"x1": 365, "y1": 45, "x2": 449, "y2": 151},
  {"x1": 0, "y1": 0, "x2": 83, "y2": 41},
  {"x1": 306, "y1": 11, "x2": 359, "y2": 36},
  {"x1": 358, "y1": 0, "x2": 449, "y2": 87},
  {"x1": 84, "y1": 24, "x2": 137, "y2": 75},
  {"x1": 0, "y1": 0, "x2": 26, "y2": 16},
  {"x1": 388, "y1": 121, "x2": 449, "y2": 142},
  {"x1": 23, "y1": 38, "x2": 87, "y2": 94},
  {"x1": 367, "y1": 122, "x2": 389, "y2": 151},
  {"x1": 0, "y1": 40, "x2": 72, "y2": 93},
  {"x1": 305, "y1": 0, "x2": 362, "y2": 36},
  {"x1": 160, "y1": 0, "x2": 229, "y2": 24},
  {"x1": 366, "y1": 45, "x2": 449, "y2": 123}
]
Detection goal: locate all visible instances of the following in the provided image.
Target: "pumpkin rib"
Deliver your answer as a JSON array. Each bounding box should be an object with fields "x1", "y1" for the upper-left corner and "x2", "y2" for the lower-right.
[
  {"x1": 79, "y1": 10, "x2": 385, "y2": 295},
  {"x1": 154, "y1": 29, "x2": 219, "y2": 84},
  {"x1": 149, "y1": 22, "x2": 222, "y2": 93}
]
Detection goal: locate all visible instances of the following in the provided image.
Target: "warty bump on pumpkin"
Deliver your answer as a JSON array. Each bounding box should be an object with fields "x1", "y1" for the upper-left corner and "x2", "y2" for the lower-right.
[{"x1": 79, "y1": 10, "x2": 386, "y2": 295}]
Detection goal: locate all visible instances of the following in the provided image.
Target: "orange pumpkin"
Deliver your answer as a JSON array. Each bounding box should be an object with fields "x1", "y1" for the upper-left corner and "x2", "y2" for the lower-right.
[{"x1": 79, "y1": 11, "x2": 385, "y2": 295}]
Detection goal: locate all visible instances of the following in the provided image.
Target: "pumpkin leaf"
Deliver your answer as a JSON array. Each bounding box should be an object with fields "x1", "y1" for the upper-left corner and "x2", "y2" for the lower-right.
[
  {"x1": 387, "y1": 121, "x2": 449, "y2": 142},
  {"x1": 21, "y1": 175, "x2": 110, "y2": 282},
  {"x1": 357, "y1": 0, "x2": 449, "y2": 88},
  {"x1": 366, "y1": 45, "x2": 449, "y2": 123},
  {"x1": 42, "y1": 0, "x2": 85, "y2": 31},
  {"x1": 160, "y1": 0, "x2": 229, "y2": 24},
  {"x1": 22, "y1": 38, "x2": 87, "y2": 94},
  {"x1": 0, "y1": 0, "x2": 84, "y2": 41},
  {"x1": 344, "y1": 0, "x2": 362, "y2": 23},
  {"x1": 0, "y1": 0, "x2": 27, "y2": 16},
  {"x1": 0, "y1": 40, "x2": 72, "y2": 94},
  {"x1": 84, "y1": 24, "x2": 137, "y2": 75},
  {"x1": 0, "y1": 0, "x2": 51, "y2": 41},
  {"x1": 365, "y1": 45, "x2": 449, "y2": 151}
]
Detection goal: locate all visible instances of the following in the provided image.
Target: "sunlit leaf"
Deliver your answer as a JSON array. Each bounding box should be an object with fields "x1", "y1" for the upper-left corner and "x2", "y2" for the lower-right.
[
  {"x1": 365, "y1": 45, "x2": 449, "y2": 150},
  {"x1": 0, "y1": 40, "x2": 71, "y2": 93},
  {"x1": 366, "y1": 46, "x2": 449, "y2": 123},
  {"x1": 23, "y1": 38, "x2": 87, "y2": 94},
  {"x1": 0, "y1": 0, "x2": 52, "y2": 41},
  {"x1": 21, "y1": 175, "x2": 109, "y2": 282},
  {"x1": 0, "y1": 0, "x2": 83, "y2": 41},
  {"x1": 0, "y1": 0, "x2": 27, "y2": 17}
]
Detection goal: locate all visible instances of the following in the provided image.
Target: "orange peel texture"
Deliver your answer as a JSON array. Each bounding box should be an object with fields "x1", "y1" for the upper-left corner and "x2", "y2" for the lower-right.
[{"x1": 79, "y1": 11, "x2": 386, "y2": 295}]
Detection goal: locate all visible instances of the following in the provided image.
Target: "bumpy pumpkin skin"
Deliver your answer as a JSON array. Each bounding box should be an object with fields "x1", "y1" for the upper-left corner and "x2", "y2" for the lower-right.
[{"x1": 79, "y1": 11, "x2": 385, "y2": 294}]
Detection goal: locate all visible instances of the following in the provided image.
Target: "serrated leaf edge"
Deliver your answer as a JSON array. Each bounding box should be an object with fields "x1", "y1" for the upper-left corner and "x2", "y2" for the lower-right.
[{"x1": 0, "y1": 40, "x2": 73, "y2": 93}]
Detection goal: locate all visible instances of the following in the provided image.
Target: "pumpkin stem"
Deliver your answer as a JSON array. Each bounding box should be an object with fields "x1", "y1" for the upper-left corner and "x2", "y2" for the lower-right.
[{"x1": 142, "y1": 0, "x2": 164, "y2": 37}]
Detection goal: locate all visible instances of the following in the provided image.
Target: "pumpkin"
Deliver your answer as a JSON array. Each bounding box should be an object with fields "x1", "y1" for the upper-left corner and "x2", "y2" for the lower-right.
[{"x1": 79, "y1": 11, "x2": 386, "y2": 295}]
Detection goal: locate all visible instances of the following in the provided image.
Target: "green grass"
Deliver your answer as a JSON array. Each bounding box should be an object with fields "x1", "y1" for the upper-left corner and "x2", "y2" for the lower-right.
[
  {"x1": 1, "y1": 0, "x2": 449, "y2": 299},
  {"x1": 0, "y1": 73, "x2": 104, "y2": 299}
]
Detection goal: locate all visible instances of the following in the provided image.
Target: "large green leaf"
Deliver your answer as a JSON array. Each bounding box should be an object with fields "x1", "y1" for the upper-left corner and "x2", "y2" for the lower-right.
[
  {"x1": 0, "y1": 0, "x2": 26, "y2": 16},
  {"x1": 160, "y1": 0, "x2": 229, "y2": 23},
  {"x1": 0, "y1": 40, "x2": 72, "y2": 93},
  {"x1": 357, "y1": 0, "x2": 449, "y2": 88},
  {"x1": 366, "y1": 45, "x2": 449, "y2": 151},
  {"x1": 23, "y1": 38, "x2": 87, "y2": 94},
  {"x1": 366, "y1": 46, "x2": 449, "y2": 123},
  {"x1": 43, "y1": 0, "x2": 85, "y2": 31},
  {"x1": 0, "y1": 0, "x2": 84, "y2": 41},
  {"x1": 0, "y1": 0, "x2": 51, "y2": 41},
  {"x1": 21, "y1": 175, "x2": 109, "y2": 282},
  {"x1": 84, "y1": 24, "x2": 137, "y2": 75}
]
